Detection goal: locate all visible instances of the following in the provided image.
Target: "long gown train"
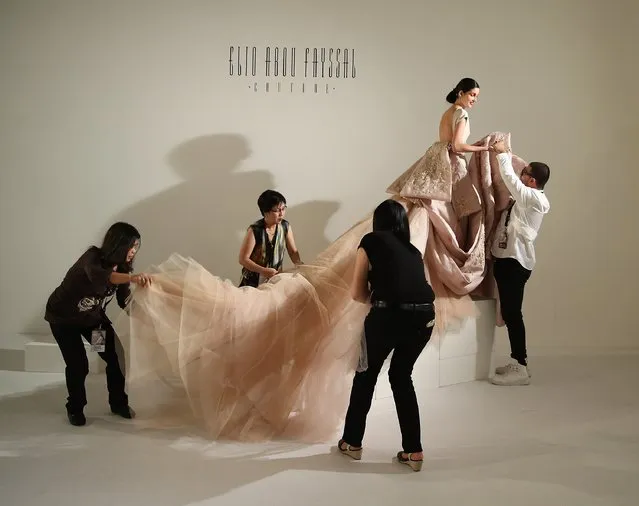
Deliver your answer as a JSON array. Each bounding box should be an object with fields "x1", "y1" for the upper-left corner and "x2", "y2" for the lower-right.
[{"x1": 119, "y1": 131, "x2": 525, "y2": 442}]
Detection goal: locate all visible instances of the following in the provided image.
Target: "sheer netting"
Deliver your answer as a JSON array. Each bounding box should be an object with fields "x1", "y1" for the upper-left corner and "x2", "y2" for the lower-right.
[
  {"x1": 120, "y1": 218, "x2": 371, "y2": 442},
  {"x1": 118, "y1": 132, "x2": 523, "y2": 442}
]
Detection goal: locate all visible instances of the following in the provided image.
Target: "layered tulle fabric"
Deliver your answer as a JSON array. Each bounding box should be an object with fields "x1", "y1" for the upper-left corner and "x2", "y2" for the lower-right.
[
  {"x1": 120, "y1": 132, "x2": 522, "y2": 442},
  {"x1": 387, "y1": 136, "x2": 521, "y2": 330},
  {"x1": 466, "y1": 132, "x2": 529, "y2": 323},
  {"x1": 386, "y1": 141, "x2": 454, "y2": 202},
  {"x1": 121, "y1": 218, "x2": 371, "y2": 442}
]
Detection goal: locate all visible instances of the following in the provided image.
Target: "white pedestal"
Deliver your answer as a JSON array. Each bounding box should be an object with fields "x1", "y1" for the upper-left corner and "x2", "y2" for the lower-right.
[
  {"x1": 24, "y1": 338, "x2": 104, "y2": 374},
  {"x1": 374, "y1": 298, "x2": 496, "y2": 399},
  {"x1": 9, "y1": 299, "x2": 496, "y2": 387}
]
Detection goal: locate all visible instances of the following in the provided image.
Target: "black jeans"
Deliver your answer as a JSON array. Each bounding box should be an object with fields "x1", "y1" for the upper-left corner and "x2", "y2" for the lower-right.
[
  {"x1": 493, "y1": 257, "x2": 532, "y2": 366},
  {"x1": 49, "y1": 322, "x2": 128, "y2": 413},
  {"x1": 342, "y1": 305, "x2": 435, "y2": 453}
]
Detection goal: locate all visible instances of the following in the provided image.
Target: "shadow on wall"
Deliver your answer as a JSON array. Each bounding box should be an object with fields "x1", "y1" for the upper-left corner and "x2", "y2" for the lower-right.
[
  {"x1": 22, "y1": 134, "x2": 341, "y2": 336},
  {"x1": 110, "y1": 133, "x2": 341, "y2": 282},
  {"x1": 105, "y1": 133, "x2": 341, "y2": 375}
]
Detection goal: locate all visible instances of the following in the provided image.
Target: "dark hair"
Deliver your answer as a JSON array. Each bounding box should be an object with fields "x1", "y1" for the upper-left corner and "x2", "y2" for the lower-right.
[
  {"x1": 372, "y1": 199, "x2": 411, "y2": 245},
  {"x1": 446, "y1": 77, "x2": 480, "y2": 104},
  {"x1": 257, "y1": 189, "x2": 286, "y2": 216},
  {"x1": 528, "y1": 162, "x2": 550, "y2": 189},
  {"x1": 99, "y1": 222, "x2": 141, "y2": 272}
]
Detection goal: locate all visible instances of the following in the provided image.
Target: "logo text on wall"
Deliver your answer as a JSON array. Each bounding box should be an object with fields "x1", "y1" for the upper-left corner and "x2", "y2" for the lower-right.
[{"x1": 229, "y1": 46, "x2": 357, "y2": 94}]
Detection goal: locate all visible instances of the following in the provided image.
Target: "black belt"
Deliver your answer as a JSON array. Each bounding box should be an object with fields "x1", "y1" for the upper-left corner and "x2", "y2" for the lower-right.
[{"x1": 372, "y1": 301, "x2": 433, "y2": 311}]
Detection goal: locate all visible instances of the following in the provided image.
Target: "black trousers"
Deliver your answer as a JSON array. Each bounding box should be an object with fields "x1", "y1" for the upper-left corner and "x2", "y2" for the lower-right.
[
  {"x1": 342, "y1": 305, "x2": 435, "y2": 453},
  {"x1": 49, "y1": 322, "x2": 128, "y2": 413},
  {"x1": 493, "y1": 257, "x2": 532, "y2": 366}
]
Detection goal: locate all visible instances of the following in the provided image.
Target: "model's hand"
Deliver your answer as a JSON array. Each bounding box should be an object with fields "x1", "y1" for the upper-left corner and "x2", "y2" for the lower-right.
[{"x1": 490, "y1": 140, "x2": 509, "y2": 154}]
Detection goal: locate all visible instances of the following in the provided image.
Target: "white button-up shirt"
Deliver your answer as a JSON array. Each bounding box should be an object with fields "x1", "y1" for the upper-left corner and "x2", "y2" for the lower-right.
[{"x1": 491, "y1": 153, "x2": 550, "y2": 271}]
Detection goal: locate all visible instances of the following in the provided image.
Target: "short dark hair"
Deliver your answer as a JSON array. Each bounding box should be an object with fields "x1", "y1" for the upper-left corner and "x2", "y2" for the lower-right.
[
  {"x1": 446, "y1": 77, "x2": 480, "y2": 104},
  {"x1": 529, "y1": 162, "x2": 550, "y2": 189},
  {"x1": 372, "y1": 199, "x2": 411, "y2": 245},
  {"x1": 257, "y1": 190, "x2": 286, "y2": 216},
  {"x1": 99, "y1": 222, "x2": 140, "y2": 272}
]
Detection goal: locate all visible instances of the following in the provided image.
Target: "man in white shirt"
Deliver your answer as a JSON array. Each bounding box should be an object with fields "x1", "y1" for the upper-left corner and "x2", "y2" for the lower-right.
[{"x1": 489, "y1": 140, "x2": 550, "y2": 386}]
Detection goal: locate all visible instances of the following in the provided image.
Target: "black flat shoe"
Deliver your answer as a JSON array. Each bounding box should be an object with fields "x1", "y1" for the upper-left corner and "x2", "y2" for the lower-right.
[
  {"x1": 67, "y1": 411, "x2": 86, "y2": 426},
  {"x1": 110, "y1": 405, "x2": 135, "y2": 419}
]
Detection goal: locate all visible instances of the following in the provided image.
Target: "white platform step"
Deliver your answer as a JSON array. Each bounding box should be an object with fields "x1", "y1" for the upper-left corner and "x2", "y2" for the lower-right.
[
  {"x1": 374, "y1": 298, "x2": 496, "y2": 398},
  {"x1": 24, "y1": 337, "x2": 104, "y2": 374},
  {"x1": 0, "y1": 333, "x2": 30, "y2": 371},
  {"x1": 2, "y1": 300, "x2": 497, "y2": 392},
  {"x1": 0, "y1": 334, "x2": 104, "y2": 374}
]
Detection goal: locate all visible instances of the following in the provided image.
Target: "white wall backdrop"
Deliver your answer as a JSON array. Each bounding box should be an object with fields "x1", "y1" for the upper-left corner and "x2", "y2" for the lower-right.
[{"x1": 1, "y1": 0, "x2": 637, "y2": 349}]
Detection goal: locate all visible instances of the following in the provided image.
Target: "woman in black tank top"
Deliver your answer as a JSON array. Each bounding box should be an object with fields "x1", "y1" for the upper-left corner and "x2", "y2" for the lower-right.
[{"x1": 338, "y1": 199, "x2": 436, "y2": 472}]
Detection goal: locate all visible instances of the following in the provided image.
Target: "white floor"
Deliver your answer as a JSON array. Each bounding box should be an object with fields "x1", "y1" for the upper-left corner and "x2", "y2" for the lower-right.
[{"x1": 1, "y1": 353, "x2": 639, "y2": 506}]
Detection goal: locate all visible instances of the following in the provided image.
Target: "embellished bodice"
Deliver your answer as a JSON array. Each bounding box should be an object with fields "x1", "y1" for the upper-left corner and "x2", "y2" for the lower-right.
[{"x1": 386, "y1": 105, "x2": 480, "y2": 218}]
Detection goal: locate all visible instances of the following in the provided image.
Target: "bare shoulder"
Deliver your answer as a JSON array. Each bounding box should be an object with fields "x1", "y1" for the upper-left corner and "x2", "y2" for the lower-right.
[{"x1": 452, "y1": 105, "x2": 467, "y2": 117}]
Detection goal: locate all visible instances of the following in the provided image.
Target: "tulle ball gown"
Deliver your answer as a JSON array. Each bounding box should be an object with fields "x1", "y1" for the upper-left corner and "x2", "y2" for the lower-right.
[{"x1": 121, "y1": 124, "x2": 524, "y2": 442}]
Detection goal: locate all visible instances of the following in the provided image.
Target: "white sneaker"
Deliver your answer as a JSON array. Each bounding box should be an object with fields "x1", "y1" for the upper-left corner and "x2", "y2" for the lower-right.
[
  {"x1": 495, "y1": 360, "x2": 531, "y2": 377},
  {"x1": 491, "y1": 362, "x2": 530, "y2": 386}
]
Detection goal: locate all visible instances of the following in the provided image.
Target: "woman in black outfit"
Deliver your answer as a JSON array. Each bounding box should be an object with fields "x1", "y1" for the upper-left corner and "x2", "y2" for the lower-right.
[
  {"x1": 44, "y1": 222, "x2": 152, "y2": 426},
  {"x1": 338, "y1": 199, "x2": 436, "y2": 472}
]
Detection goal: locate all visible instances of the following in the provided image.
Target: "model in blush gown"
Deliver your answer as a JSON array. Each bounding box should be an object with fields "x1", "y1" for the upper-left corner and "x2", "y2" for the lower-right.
[{"x1": 122, "y1": 78, "x2": 519, "y2": 442}]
